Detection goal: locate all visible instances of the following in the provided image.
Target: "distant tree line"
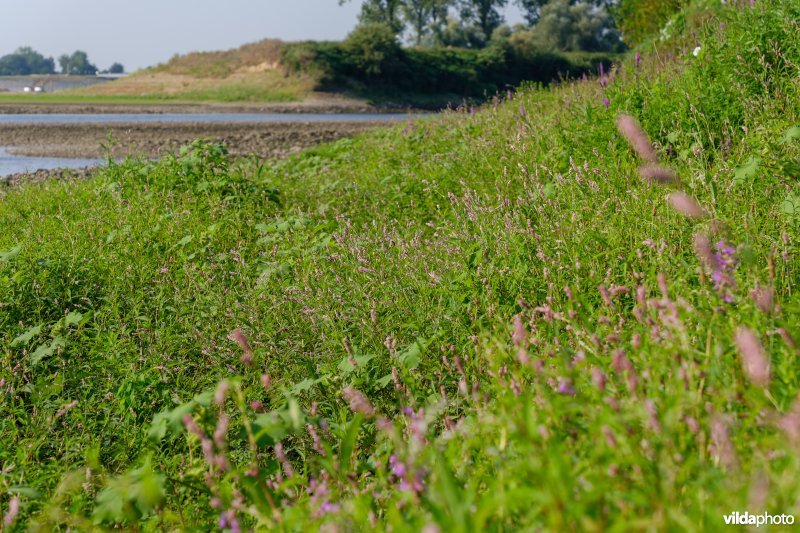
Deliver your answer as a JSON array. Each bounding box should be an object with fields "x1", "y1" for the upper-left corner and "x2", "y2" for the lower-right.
[
  {"x1": 340, "y1": 0, "x2": 625, "y2": 52},
  {"x1": 0, "y1": 47, "x2": 124, "y2": 76}
]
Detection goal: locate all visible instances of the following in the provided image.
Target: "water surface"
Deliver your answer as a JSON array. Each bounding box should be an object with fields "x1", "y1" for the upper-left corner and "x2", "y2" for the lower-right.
[
  {"x1": 0, "y1": 113, "x2": 414, "y2": 125},
  {"x1": 0, "y1": 148, "x2": 103, "y2": 178}
]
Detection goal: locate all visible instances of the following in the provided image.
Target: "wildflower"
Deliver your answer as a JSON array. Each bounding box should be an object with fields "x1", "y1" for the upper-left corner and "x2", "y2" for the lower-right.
[
  {"x1": 54, "y1": 400, "x2": 79, "y2": 420},
  {"x1": 389, "y1": 454, "x2": 407, "y2": 477},
  {"x1": 750, "y1": 284, "x2": 774, "y2": 314},
  {"x1": 213, "y1": 414, "x2": 229, "y2": 450},
  {"x1": 778, "y1": 396, "x2": 800, "y2": 444},
  {"x1": 274, "y1": 443, "x2": 294, "y2": 477},
  {"x1": 710, "y1": 414, "x2": 738, "y2": 468},
  {"x1": 261, "y1": 374, "x2": 272, "y2": 389},
  {"x1": 591, "y1": 367, "x2": 607, "y2": 391},
  {"x1": 635, "y1": 51, "x2": 641, "y2": 68},
  {"x1": 734, "y1": 327, "x2": 770, "y2": 387},
  {"x1": 667, "y1": 192, "x2": 706, "y2": 219},
  {"x1": 512, "y1": 315, "x2": 526, "y2": 347},
  {"x1": 519, "y1": 101, "x2": 527, "y2": 120},
  {"x1": 557, "y1": 378, "x2": 576, "y2": 396},
  {"x1": 712, "y1": 240, "x2": 739, "y2": 302},
  {"x1": 228, "y1": 329, "x2": 254, "y2": 367},
  {"x1": 602, "y1": 425, "x2": 617, "y2": 448},
  {"x1": 3, "y1": 497, "x2": 19, "y2": 527},
  {"x1": 617, "y1": 115, "x2": 658, "y2": 163},
  {"x1": 693, "y1": 46, "x2": 702, "y2": 57},
  {"x1": 219, "y1": 510, "x2": 241, "y2": 532},
  {"x1": 214, "y1": 380, "x2": 229, "y2": 407},
  {"x1": 342, "y1": 387, "x2": 376, "y2": 417},
  {"x1": 603, "y1": 97, "x2": 610, "y2": 110},
  {"x1": 639, "y1": 164, "x2": 680, "y2": 185},
  {"x1": 693, "y1": 233, "x2": 716, "y2": 270}
]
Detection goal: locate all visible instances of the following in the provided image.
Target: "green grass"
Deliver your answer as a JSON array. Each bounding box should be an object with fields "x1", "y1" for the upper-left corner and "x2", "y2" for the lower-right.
[{"x1": 2, "y1": 2, "x2": 800, "y2": 530}]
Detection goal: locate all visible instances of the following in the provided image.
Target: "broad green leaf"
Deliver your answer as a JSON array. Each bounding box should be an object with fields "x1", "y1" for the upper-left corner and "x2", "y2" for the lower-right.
[
  {"x1": 783, "y1": 126, "x2": 800, "y2": 143},
  {"x1": 291, "y1": 377, "x2": 321, "y2": 395},
  {"x1": 781, "y1": 192, "x2": 800, "y2": 222},
  {"x1": 29, "y1": 337, "x2": 66, "y2": 365},
  {"x1": 64, "y1": 311, "x2": 84, "y2": 327},
  {"x1": 733, "y1": 157, "x2": 761, "y2": 186},
  {"x1": 11, "y1": 325, "x2": 42, "y2": 347},
  {"x1": 0, "y1": 245, "x2": 22, "y2": 262},
  {"x1": 252, "y1": 413, "x2": 289, "y2": 446},
  {"x1": 148, "y1": 401, "x2": 196, "y2": 443}
]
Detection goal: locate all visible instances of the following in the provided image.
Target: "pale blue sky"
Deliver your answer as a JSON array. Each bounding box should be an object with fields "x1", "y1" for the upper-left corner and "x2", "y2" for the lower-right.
[{"x1": 0, "y1": 1, "x2": 525, "y2": 72}]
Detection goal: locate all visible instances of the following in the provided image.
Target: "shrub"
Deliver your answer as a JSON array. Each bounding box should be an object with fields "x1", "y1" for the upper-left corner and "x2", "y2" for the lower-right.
[{"x1": 341, "y1": 22, "x2": 402, "y2": 77}]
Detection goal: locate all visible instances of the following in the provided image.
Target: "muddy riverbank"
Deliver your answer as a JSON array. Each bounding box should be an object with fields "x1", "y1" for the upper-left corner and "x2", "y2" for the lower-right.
[{"x1": 0, "y1": 120, "x2": 392, "y2": 160}]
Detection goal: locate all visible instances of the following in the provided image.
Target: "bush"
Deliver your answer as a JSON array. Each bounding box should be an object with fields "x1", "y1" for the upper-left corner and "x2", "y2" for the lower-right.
[
  {"x1": 282, "y1": 38, "x2": 617, "y2": 103},
  {"x1": 341, "y1": 22, "x2": 402, "y2": 77}
]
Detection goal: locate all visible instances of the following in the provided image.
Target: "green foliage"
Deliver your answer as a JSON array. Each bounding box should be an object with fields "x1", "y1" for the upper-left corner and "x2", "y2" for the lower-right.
[
  {"x1": 3, "y1": 2, "x2": 800, "y2": 530},
  {"x1": 0, "y1": 47, "x2": 55, "y2": 75},
  {"x1": 614, "y1": 0, "x2": 689, "y2": 45},
  {"x1": 524, "y1": 0, "x2": 625, "y2": 52},
  {"x1": 283, "y1": 39, "x2": 616, "y2": 103},
  {"x1": 58, "y1": 50, "x2": 98, "y2": 76},
  {"x1": 342, "y1": 22, "x2": 403, "y2": 76}
]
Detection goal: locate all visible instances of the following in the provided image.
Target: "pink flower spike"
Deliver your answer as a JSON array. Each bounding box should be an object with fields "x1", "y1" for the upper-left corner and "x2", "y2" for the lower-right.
[
  {"x1": 617, "y1": 115, "x2": 658, "y2": 163},
  {"x1": 667, "y1": 192, "x2": 706, "y2": 219},
  {"x1": 734, "y1": 327, "x2": 770, "y2": 387}
]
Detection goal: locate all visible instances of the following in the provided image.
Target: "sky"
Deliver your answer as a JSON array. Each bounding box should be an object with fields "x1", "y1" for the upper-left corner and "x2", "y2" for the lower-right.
[{"x1": 0, "y1": 0, "x2": 525, "y2": 72}]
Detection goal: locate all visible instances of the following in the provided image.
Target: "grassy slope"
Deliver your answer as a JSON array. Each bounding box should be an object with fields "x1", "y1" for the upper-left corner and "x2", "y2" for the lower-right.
[
  {"x1": 2, "y1": 2, "x2": 800, "y2": 530},
  {"x1": 0, "y1": 40, "x2": 318, "y2": 104}
]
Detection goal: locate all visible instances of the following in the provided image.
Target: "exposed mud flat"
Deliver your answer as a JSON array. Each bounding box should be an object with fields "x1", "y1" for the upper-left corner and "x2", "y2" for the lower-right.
[
  {"x1": 0, "y1": 98, "x2": 402, "y2": 116},
  {"x1": 0, "y1": 120, "x2": 392, "y2": 160}
]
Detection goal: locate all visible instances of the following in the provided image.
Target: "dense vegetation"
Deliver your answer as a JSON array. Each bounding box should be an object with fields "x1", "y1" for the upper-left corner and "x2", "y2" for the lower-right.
[
  {"x1": 2, "y1": 1, "x2": 800, "y2": 530},
  {"x1": 282, "y1": 34, "x2": 615, "y2": 104},
  {"x1": 0, "y1": 47, "x2": 119, "y2": 76}
]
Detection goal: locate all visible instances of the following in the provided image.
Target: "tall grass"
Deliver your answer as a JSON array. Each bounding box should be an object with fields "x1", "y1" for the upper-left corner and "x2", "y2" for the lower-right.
[{"x1": 2, "y1": 2, "x2": 800, "y2": 530}]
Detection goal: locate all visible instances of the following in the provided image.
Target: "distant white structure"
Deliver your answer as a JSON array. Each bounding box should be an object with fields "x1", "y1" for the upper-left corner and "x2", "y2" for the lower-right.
[{"x1": 23, "y1": 86, "x2": 31, "y2": 92}]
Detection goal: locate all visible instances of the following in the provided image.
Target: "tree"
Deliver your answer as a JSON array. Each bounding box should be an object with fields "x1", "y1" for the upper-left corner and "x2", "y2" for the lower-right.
[
  {"x1": 342, "y1": 22, "x2": 402, "y2": 76},
  {"x1": 0, "y1": 47, "x2": 55, "y2": 75},
  {"x1": 458, "y1": 0, "x2": 508, "y2": 45},
  {"x1": 344, "y1": 0, "x2": 406, "y2": 34},
  {"x1": 108, "y1": 62, "x2": 125, "y2": 74},
  {"x1": 403, "y1": 0, "x2": 434, "y2": 45},
  {"x1": 613, "y1": 0, "x2": 686, "y2": 46},
  {"x1": 514, "y1": 0, "x2": 547, "y2": 25},
  {"x1": 59, "y1": 51, "x2": 98, "y2": 75},
  {"x1": 527, "y1": 0, "x2": 624, "y2": 52}
]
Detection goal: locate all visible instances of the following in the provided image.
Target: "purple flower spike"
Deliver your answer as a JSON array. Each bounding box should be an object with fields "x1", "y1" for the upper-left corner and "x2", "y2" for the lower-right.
[
  {"x1": 557, "y1": 379, "x2": 576, "y2": 396},
  {"x1": 519, "y1": 101, "x2": 527, "y2": 120},
  {"x1": 602, "y1": 97, "x2": 611, "y2": 110},
  {"x1": 635, "y1": 52, "x2": 641, "y2": 68}
]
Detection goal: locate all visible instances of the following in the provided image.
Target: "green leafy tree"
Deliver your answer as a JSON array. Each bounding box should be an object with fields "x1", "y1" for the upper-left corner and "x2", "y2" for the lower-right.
[
  {"x1": 514, "y1": 0, "x2": 547, "y2": 25},
  {"x1": 527, "y1": 0, "x2": 624, "y2": 52},
  {"x1": 613, "y1": 0, "x2": 687, "y2": 45},
  {"x1": 108, "y1": 62, "x2": 125, "y2": 74},
  {"x1": 0, "y1": 47, "x2": 55, "y2": 75},
  {"x1": 402, "y1": 0, "x2": 452, "y2": 46},
  {"x1": 345, "y1": 0, "x2": 406, "y2": 34},
  {"x1": 58, "y1": 50, "x2": 98, "y2": 75},
  {"x1": 458, "y1": 0, "x2": 508, "y2": 45},
  {"x1": 342, "y1": 22, "x2": 402, "y2": 76}
]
